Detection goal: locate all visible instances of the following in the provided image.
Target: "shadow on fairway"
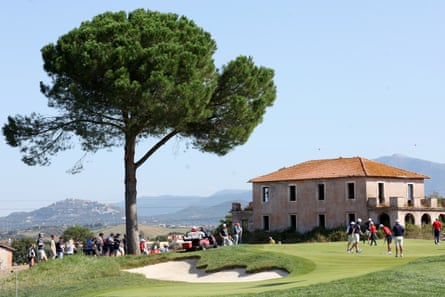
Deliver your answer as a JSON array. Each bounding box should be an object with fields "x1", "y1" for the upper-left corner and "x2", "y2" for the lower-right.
[{"x1": 255, "y1": 280, "x2": 298, "y2": 287}]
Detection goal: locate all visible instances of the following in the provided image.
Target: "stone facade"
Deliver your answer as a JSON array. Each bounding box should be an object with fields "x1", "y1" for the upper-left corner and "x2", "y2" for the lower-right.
[
  {"x1": 231, "y1": 157, "x2": 444, "y2": 232},
  {"x1": 0, "y1": 243, "x2": 15, "y2": 272}
]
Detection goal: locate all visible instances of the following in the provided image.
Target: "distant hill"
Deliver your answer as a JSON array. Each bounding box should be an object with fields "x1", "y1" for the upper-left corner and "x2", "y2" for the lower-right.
[
  {"x1": 140, "y1": 191, "x2": 251, "y2": 226},
  {"x1": 117, "y1": 194, "x2": 203, "y2": 217},
  {"x1": 374, "y1": 154, "x2": 445, "y2": 197},
  {"x1": 0, "y1": 199, "x2": 124, "y2": 232},
  {"x1": 131, "y1": 189, "x2": 251, "y2": 217},
  {"x1": 1, "y1": 155, "x2": 444, "y2": 233},
  {"x1": 0, "y1": 190, "x2": 251, "y2": 233}
]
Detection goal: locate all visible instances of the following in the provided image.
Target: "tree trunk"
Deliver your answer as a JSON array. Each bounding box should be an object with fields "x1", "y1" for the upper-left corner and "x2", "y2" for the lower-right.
[{"x1": 124, "y1": 137, "x2": 140, "y2": 255}]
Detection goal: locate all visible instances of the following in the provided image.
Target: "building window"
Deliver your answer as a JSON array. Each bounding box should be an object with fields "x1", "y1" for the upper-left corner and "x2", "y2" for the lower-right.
[
  {"x1": 241, "y1": 219, "x2": 248, "y2": 231},
  {"x1": 289, "y1": 214, "x2": 297, "y2": 231},
  {"x1": 262, "y1": 186, "x2": 270, "y2": 203},
  {"x1": 347, "y1": 182, "x2": 355, "y2": 199},
  {"x1": 378, "y1": 182, "x2": 385, "y2": 204},
  {"x1": 263, "y1": 216, "x2": 270, "y2": 231},
  {"x1": 348, "y1": 213, "x2": 356, "y2": 224},
  {"x1": 318, "y1": 214, "x2": 326, "y2": 229},
  {"x1": 407, "y1": 184, "x2": 414, "y2": 206},
  {"x1": 318, "y1": 183, "x2": 325, "y2": 201},
  {"x1": 289, "y1": 185, "x2": 296, "y2": 201}
]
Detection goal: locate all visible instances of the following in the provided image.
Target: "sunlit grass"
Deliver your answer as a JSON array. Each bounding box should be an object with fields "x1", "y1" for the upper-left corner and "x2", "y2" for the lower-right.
[{"x1": 1, "y1": 239, "x2": 445, "y2": 297}]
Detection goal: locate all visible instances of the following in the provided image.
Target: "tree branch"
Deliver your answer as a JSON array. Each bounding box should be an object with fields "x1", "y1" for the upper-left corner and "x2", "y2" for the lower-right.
[{"x1": 135, "y1": 129, "x2": 178, "y2": 169}]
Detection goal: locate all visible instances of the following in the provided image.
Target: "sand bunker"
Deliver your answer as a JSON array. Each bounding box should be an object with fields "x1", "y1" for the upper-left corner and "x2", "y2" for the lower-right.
[{"x1": 124, "y1": 258, "x2": 288, "y2": 283}]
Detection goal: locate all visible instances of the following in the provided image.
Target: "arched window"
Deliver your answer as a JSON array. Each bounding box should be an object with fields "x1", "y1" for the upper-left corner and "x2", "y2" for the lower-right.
[
  {"x1": 378, "y1": 213, "x2": 390, "y2": 226},
  {"x1": 405, "y1": 213, "x2": 415, "y2": 225},
  {"x1": 421, "y1": 214, "x2": 432, "y2": 225}
]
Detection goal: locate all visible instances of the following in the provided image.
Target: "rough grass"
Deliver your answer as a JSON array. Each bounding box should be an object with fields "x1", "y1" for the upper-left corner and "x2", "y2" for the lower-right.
[{"x1": 1, "y1": 239, "x2": 445, "y2": 297}]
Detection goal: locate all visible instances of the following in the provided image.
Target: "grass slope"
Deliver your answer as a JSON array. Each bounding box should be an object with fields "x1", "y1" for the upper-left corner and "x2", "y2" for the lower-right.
[{"x1": 1, "y1": 239, "x2": 445, "y2": 297}]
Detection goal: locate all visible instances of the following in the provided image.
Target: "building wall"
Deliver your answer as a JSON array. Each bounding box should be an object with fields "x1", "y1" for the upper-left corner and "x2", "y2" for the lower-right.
[
  {"x1": 0, "y1": 247, "x2": 13, "y2": 272},
  {"x1": 251, "y1": 177, "x2": 436, "y2": 232},
  {"x1": 365, "y1": 178, "x2": 425, "y2": 207},
  {"x1": 252, "y1": 177, "x2": 371, "y2": 232}
]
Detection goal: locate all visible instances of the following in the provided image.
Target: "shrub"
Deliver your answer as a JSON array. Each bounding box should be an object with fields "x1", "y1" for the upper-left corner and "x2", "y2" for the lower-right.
[
  {"x1": 241, "y1": 223, "x2": 431, "y2": 245},
  {"x1": 63, "y1": 226, "x2": 93, "y2": 244},
  {"x1": 327, "y1": 228, "x2": 348, "y2": 241},
  {"x1": 11, "y1": 237, "x2": 35, "y2": 265}
]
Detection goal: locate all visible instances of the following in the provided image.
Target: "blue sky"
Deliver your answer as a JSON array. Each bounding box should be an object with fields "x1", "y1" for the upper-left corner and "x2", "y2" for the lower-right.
[{"x1": 1, "y1": 1, "x2": 444, "y2": 216}]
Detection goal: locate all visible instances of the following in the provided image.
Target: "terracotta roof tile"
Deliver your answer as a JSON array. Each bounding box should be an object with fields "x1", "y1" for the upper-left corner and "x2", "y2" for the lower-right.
[
  {"x1": 0, "y1": 243, "x2": 16, "y2": 252},
  {"x1": 249, "y1": 157, "x2": 430, "y2": 183}
]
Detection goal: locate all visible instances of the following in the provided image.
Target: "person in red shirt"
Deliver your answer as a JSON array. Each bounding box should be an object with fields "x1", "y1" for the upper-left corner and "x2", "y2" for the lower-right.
[
  {"x1": 379, "y1": 224, "x2": 392, "y2": 255},
  {"x1": 369, "y1": 222, "x2": 377, "y2": 246},
  {"x1": 432, "y1": 218, "x2": 442, "y2": 245}
]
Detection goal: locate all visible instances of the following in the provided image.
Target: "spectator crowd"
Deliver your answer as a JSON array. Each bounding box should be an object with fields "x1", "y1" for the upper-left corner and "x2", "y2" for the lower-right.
[{"x1": 26, "y1": 221, "x2": 246, "y2": 267}]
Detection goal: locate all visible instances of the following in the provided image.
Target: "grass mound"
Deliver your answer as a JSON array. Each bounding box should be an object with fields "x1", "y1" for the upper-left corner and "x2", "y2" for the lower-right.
[{"x1": 195, "y1": 245, "x2": 315, "y2": 275}]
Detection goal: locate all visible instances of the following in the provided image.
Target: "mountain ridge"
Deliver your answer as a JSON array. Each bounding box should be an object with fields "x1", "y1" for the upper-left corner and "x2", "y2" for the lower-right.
[
  {"x1": 0, "y1": 190, "x2": 251, "y2": 232},
  {"x1": 374, "y1": 154, "x2": 445, "y2": 196},
  {"x1": 1, "y1": 154, "x2": 444, "y2": 233}
]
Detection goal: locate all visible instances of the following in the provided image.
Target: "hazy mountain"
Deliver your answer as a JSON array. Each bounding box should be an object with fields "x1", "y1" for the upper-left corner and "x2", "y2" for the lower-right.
[
  {"x1": 140, "y1": 201, "x2": 234, "y2": 226},
  {"x1": 0, "y1": 190, "x2": 251, "y2": 232},
  {"x1": 194, "y1": 189, "x2": 251, "y2": 207},
  {"x1": 120, "y1": 195, "x2": 204, "y2": 217},
  {"x1": 0, "y1": 199, "x2": 123, "y2": 232},
  {"x1": 2, "y1": 154, "x2": 444, "y2": 233},
  {"x1": 374, "y1": 154, "x2": 445, "y2": 197},
  {"x1": 131, "y1": 189, "x2": 251, "y2": 217},
  {"x1": 139, "y1": 190, "x2": 251, "y2": 226}
]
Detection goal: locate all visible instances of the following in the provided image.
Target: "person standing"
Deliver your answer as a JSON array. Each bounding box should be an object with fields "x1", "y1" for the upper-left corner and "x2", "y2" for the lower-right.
[
  {"x1": 364, "y1": 218, "x2": 372, "y2": 244},
  {"x1": 56, "y1": 237, "x2": 65, "y2": 259},
  {"x1": 140, "y1": 238, "x2": 148, "y2": 254},
  {"x1": 351, "y1": 219, "x2": 363, "y2": 254},
  {"x1": 123, "y1": 234, "x2": 128, "y2": 255},
  {"x1": 65, "y1": 238, "x2": 75, "y2": 255},
  {"x1": 36, "y1": 233, "x2": 48, "y2": 262},
  {"x1": 85, "y1": 237, "x2": 95, "y2": 256},
  {"x1": 392, "y1": 219, "x2": 405, "y2": 257},
  {"x1": 356, "y1": 218, "x2": 364, "y2": 246},
  {"x1": 113, "y1": 233, "x2": 122, "y2": 256},
  {"x1": 233, "y1": 222, "x2": 242, "y2": 245},
  {"x1": 346, "y1": 221, "x2": 355, "y2": 253},
  {"x1": 369, "y1": 222, "x2": 377, "y2": 246},
  {"x1": 27, "y1": 243, "x2": 36, "y2": 267},
  {"x1": 95, "y1": 233, "x2": 104, "y2": 256},
  {"x1": 219, "y1": 224, "x2": 230, "y2": 246},
  {"x1": 432, "y1": 218, "x2": 442, "y2": 245},
  {"x1": 105, "y1": 233, "x2": 114, "y2": 256},
  {"x1": 50, "y1": 234, "x2": 57, "y2": 259},
  {"x1": 379, "y1": 224, "x2": 393, "y2": 255}
]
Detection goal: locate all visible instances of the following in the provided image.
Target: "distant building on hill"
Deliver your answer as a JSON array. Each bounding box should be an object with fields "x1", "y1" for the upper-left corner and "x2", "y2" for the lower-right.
[
  {"x1": 231, "y1": 156, "x2": 445, "y2": 232},
  {"x1": 0, "y1": 242, "x2": 15, "y2": 272}
]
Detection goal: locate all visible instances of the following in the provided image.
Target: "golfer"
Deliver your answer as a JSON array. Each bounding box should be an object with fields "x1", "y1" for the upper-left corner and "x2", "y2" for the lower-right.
[{"x1": 392, "y1": 219, "x2": 404, "y2": 257}]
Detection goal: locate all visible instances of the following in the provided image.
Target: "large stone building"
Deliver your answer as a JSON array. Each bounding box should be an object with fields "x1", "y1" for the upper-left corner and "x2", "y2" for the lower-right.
[{"x1": 231, "y1": 157, "x2": 444, "y2": 232}]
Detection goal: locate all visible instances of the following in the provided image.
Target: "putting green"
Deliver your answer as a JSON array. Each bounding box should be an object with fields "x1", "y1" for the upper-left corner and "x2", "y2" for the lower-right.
[{"x1": 91, "y1": 239, "x2": 445, "y2": 297}]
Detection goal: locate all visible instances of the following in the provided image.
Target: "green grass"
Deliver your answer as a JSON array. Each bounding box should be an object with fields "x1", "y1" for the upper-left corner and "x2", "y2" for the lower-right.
[{"x1": 1, "y1": 240, "x2": 445, "y2": 296}]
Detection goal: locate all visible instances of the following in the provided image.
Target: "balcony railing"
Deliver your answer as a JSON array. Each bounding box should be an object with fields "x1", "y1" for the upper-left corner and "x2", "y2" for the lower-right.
[{"x1": 368, "y1": 197, "x2": 443, "y2": 209}]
